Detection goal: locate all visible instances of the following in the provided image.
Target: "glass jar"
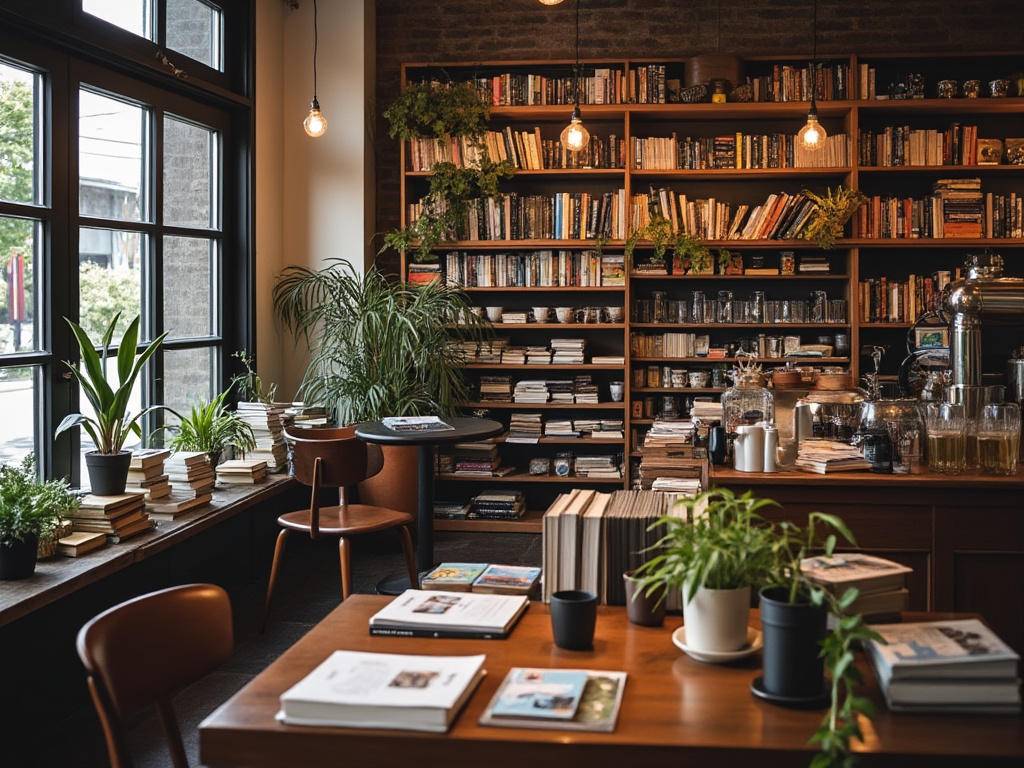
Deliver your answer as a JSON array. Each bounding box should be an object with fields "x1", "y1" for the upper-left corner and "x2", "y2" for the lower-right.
[
  {"x1": 652, "y1": 291, "x2": 668, "y2": 323},
  {"x1": 860, "y1": 398, "x2": 925, "y2": 474},
  {"x1": 721, "y1": 358, "x2": 775, "y2": 435}
]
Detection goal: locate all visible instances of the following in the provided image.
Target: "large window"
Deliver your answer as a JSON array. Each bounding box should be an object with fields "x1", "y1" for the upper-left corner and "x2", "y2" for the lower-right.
[{"x1": 0, "y1": 0, "x2": 252, "y2": 483}]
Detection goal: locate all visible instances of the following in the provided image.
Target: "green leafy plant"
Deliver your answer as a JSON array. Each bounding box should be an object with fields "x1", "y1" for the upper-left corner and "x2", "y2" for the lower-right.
[
  {"x1": 161, "y1": 388, "x2": 257, "y2": 467},
  {"x1": 715, "y1": 248, "x2": 733, "y2": 275},
  {"x1": 55, "y1": 313, "x2": 168, "y2": 454},
  {"x1": 273, "y1": 259, "x2": 487, "y2": 425},
  {"x1": 624, "y1": 214, "x2": 677, "y2": 265},
  {"x1": 230, "y1": 350, "x2": 277, "y2": 405},
  {"x1": 384, "y1": 80, "x2": 491, "y2": 142},
  {"x1": 801, "y1": 186, "x2": 867, "y2": 250},
  {"x1": 677, "y1": 232, "x2": 713, "y2": 274},
  {"x1": 0, "y1": 456, "x2": 78, "y2": 546},
  {"x1": 631, "y1": 488, "x2": 778, "y2": 603}
]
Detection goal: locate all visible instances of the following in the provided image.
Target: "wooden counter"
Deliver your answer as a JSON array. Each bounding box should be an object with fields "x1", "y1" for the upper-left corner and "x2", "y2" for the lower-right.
[{"x1": 711, "y1": 465, "x2": 1024, "y2": 662}]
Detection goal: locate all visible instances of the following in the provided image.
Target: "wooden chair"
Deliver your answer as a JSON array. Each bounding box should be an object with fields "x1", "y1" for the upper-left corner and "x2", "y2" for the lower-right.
[
  {"x1": 76, "y1": 583, "x2": 233, "y2": 768},
  {"x1": 262, "y1": 427, "x2": 417, "y2": 629}
]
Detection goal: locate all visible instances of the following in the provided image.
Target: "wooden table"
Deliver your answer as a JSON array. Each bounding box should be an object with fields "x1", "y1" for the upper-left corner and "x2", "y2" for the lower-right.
[{"x1": 199, "y1": 595, "x2": 1024, "y2": 768}]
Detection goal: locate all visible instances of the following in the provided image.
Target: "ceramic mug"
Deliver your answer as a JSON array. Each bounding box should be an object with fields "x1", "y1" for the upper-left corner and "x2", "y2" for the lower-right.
[
  {"x1": 485, "y1": 306, "x2": 504, "y2": 323},
  {"x1": 531, "y1": 306, "x2": 550, "y2": 323},
  {"x1": 605, "y1": 306, "x2": 624, "y2": 323},
  {"x1": 688, "y1": 370, "x2": 709, "y2": 388},
  {"x1": 575, "y1": 307, "x2": 598, "y2": 324},
  {"x1": 554, "y1": 307, "x2": 574, "y2": 324},
  {"x1": 609, "y1": 381, "x2": 624, "y2": 402}
]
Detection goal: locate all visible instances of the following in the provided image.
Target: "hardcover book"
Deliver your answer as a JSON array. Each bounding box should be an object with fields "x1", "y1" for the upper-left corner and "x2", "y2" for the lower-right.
[
  {"x1": 865, "y1": 618, "x2": 1020, "y2": 680},
  {"x1": 471, "y1": 564, "x2": 542, "y2": 596},
  {"x1": 368, "y1": 589, "x2": 530, "y2": 639},
  {"x1": 800, "y1": 552, "x2": 912, "y2": 596},
  {"x1": 479, "y1": 669, "x2": 627, "y2": 732},
  {"x1": 277, "y1": 650, "x2": 486, "y2": 732},
  {"x1": 421, "y1": 563, "x2": 489, "y2": 592}
]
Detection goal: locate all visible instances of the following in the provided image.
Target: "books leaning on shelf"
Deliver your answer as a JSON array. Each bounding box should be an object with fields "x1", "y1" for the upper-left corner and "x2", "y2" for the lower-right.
[
  {"x1": 801, "y1": 552, "x2": 911, "y2": 618},
  {"x1": 479, "y1": 669, "x2": 627, "y2": 732},
  {"x1": 864, "y1": 618, "x2": 1022, "y2": 714},
  {"x1": 367, "y1": 589, "x2": 530, "y2": 639},
  {"x1": 277, "y1": 650, "x2": 486, "y2": 732}
]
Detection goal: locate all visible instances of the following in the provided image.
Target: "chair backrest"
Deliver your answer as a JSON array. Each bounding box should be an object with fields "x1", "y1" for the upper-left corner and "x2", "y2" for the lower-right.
[
  {"x1": 77, "y1": 583, "x2": 233, "y2": 768},
  {"x1": 284, "y1": 427, "x2": 385, "y2": 488}
]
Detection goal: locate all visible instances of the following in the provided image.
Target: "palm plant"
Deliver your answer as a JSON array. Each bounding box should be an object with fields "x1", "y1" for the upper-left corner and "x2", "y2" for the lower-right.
[
  {"x1": 273, "y1": 259, "x2": 486, "y2": 425},
  {"x1": 162, "y1": 389, "x2": 257, "y2": 467}
]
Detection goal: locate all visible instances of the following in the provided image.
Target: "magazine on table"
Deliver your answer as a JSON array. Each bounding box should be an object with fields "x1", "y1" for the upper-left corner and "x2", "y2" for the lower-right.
[
  {"x1": 381, "y1": 416, "x2": 454, "y2": 432},
  {"x1": 479, "y1": 669, "x2": 627, "y2": 732},
  {"x1": 368, "y1": 589, "x2": 530, "y2": 639},
  {"x1": 487, "y1": 668, "x2": 589, "y2": 720},
  {"x1": 277, "y1": 650, "x2": 485, "y2": 732}
]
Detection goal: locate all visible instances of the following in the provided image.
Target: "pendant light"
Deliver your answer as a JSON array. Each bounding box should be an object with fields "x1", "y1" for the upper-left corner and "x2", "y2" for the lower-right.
[
  {"x1": 559, "y1": 0, "x2": 590, "y2": 153},
  {"x1": 797, "y1": 0, "x2": 826, "y2": 151},
  {"x1": 538, "y1": 0, "x2": 565, "y2": 4},
  {"x1": 303, "y1": 0, "x2": 327, "y2": 137}
]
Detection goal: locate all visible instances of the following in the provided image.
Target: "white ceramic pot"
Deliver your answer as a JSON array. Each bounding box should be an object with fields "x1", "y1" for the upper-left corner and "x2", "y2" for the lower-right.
[{"x1": 682, "y1": 584, "x2": 752, "y2": 653}]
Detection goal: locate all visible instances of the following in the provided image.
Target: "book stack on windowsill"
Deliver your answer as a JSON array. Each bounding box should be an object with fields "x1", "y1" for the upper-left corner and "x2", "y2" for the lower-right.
[
  {"x1": 236, "y1": 402, "x2": 289, "y2": 471},
  {"x1": 126, "y1": 448, "x2": 171, "y2": 500},
  {"x1": 864, "y1": 618, "x2": 1022, "y2": 714},
  {"x1": 800, "y1": 552, "x2": 911, "y2": 620},
  {"x1": 66, "y1": 492, "x2": 154, "y2": 543},
  {"x1": 149, "y1": 451, "x2": 214, "y2": 519},
  {"x1": 215, "y1": 459, "x2": 268, "y2": 485}
]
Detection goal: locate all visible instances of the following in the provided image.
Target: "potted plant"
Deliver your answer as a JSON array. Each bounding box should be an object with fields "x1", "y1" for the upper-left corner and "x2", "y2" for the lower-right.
[
  {"x1": 55, "y1": 313, "x2": 168, "y2": 495},
  {"x1": 160, "y1": 388, "x2": 257, "y2": 469},
  {"x1": 758, "y1": 510, "x2": 883, "y2": 768},
  {"x1": 800, "y1": 185, "x2": 867, "y2": 250},
  {"x1": 0, "y1": 456, "x2": 78, "y2": 579},
  {"x1": 230, "y1": 349, "x2": 278, "y2": 406},
  {"x1": 631, "y1": 488, "x2": 777, "y2": 654}
]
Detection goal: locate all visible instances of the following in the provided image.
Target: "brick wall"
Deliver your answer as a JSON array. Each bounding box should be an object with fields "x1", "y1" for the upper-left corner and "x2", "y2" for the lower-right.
[{"x1": 373, "y1": 0, "x2": 1024, "y2": 272}]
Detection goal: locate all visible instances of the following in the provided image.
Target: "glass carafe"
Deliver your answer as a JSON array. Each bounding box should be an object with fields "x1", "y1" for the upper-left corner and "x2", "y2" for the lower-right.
[{"x1": 721, "y1": 357, "x2": 775, "y2": 435}]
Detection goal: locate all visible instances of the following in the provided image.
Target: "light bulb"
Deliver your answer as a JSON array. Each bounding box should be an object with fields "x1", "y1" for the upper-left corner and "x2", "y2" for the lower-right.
[
  {"x1": 798, "y1": 108, "x2": 826, "y2": 151},
  {"x1": 559, "y1": 106, "x2": 590, "y2": 153},
  {"x1": 538, "y1": 0, "x2": 564, "y2": 4},
  {"x1": 303, "y1": 99, "x2": 327, "y2": 137}
]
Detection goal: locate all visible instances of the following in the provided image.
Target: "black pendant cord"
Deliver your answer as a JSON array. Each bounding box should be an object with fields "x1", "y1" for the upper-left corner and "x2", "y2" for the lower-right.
[
  {"x1": 573, "y1": 0, "x2": 581, "y2": 109},
  {"x1": 810, "y1": 0, "x2": 818, "y2": 110},
  {"x1": 312, "y1": 0, "x2": 320, "y2": 106}
]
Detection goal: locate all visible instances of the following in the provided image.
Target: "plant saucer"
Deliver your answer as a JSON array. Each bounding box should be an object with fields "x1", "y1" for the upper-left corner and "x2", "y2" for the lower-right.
[
  {"x1": 671, "y1": 626, "x2": 762, "y2": 663},
  {"x1": 750, "y1": 676, "x2": 830, "y2": 709}
]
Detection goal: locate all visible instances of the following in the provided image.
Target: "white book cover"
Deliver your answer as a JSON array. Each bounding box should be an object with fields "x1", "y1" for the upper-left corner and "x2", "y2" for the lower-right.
[
  {"x1": 369, "y1": 589, "x2": 528, "y2": 636},
  {"x1": 866, "y1": 619, "x2": 1020, "y2": 680},
  {"x1": 277, "y1": 650, "x2": 486, "y2": 732}
]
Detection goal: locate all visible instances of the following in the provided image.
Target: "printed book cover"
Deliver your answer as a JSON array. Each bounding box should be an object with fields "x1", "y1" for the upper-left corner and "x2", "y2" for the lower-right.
[
  {"x1": 480, "y1": 670, "x2": 627, "y2": 732},
  {"x1": 488, "y1": 668, "x2": 589, "y2": 720},
  {"x1": 471, "y1": 564, "x2": 542, "y2": 595},
  {"x1": 368, "y1": 589, "x2": 530, "y2": 638},
  {"x1": 421, "y1": 563, "x2": 489, "y2": 592},
  {"x1": 865, "y1": 618, "x2": 1020, "y2": 680},
  {"x1": 801, "y1": 552, "x2": 912, "y2": 595}
]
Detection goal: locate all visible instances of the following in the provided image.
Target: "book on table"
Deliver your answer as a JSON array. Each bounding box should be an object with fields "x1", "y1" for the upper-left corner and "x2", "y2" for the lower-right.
[
  {"x1": 380, "y1": 416, "x2": 454, "y2": 432},
  {"x1": 486, "y1": 668, "x2": 589, "y2": 720},
  {"x1": 421, "y1": 563, "x2": 489, "y2": 592},
  {"x1": 479, "y1": 669, "x2": 627, "y2": 732},
  {"x1": 865, "y1": 618, "x2": 1022, "y2": 714},
  {"x1": 277, "y1": 650, "x2": 485, "y2": 732},
  {"x1": 368, "y1": 589, "x2": 529, "y2": 639},
  {"x1": 471, "y1": 564, "x2": 542, "y2": 596},
  {"x1": 801, "y1": 552, "x2": 911, "y2": 617}
]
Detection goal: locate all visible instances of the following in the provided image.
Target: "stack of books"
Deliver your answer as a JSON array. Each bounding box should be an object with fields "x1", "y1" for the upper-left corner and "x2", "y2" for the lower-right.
[
  {"x1": 507, "y1": 412, "x2": 544, "y2": 442},
  {"x1": 215, "y1": 459, "x2": 268, "y2": 484},
  {"x1": 66, "y1": 492, "x2": 153, "y2": 543},
  {"x1": 933, "y1": 177, "x2": 983, "y2": 238},
  {"x1": 368, "y1": 589, "x2": 530, "y2": 639},
  {"x1": 439, "y1": 440, "x2": 513, "y2": 478},
  {"x1": 513, "y1": 380, "x2": 550, "y2": 404},
  {"x1": 551, "y1": 338, "x2": 585, "y2": 364},
  {"x1": 800, "y1": 552, "x2": 911, "y2": 619},
  {"x1": 469, "y1": 490, "x2": 526, "y2": 520},
  {"x1": 797, "y1": 254, "x2": 831, "y2": 274},
  {"x1": 525, "y1": 345, "x2": 552, "y2": 365},
  {"x1": 236, "y1": 402, "x2": 288, "y2": 471},
  {"x1": 547, "y1": 379, "x2": 575, "y2": 404},
  {"x1": 149, "y1": 451, "x2": 215, "y2": 519},
  {"x1": 56, "y1": 530, "x2": 107, "y2": 557},
  {"x1": 126, "y1": 448, "x2": 171, "y2": 500},
  {"x1": 794, "y1": 440, "x2": 871, "y2": 474},
  {"x1": 421, "y1": 562, "x2": 542, "y2": 597},
  {"x1": 865, "y1": 618, "x2": 1022, "y2": 714},
  {"x1": 432, "y1": 501, "x2": 470, "y2": 520},
  {"x1": 638, "y1": 419, "x2": 707, "y2": 492},
  {"x1": 573, "y1": 454, "x2": 622, "y2": 478},
  {"x1": 573, "y1": 375, "x2": 599, "y2": 404},
  {"x1": 544, "y1": 418, "x2": 579, "y2": 439},
  {"x1": 479, "y1": 375, "x2": 513, "y2": 403}
]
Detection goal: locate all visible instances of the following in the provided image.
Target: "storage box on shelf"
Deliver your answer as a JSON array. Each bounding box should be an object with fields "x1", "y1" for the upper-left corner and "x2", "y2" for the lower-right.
[{"x1": 397, "y1": 52, "x2": 1023, "y2": 527}]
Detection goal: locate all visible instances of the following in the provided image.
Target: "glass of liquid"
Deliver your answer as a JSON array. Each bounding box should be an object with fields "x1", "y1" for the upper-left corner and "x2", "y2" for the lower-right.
[
  {"x1": 924, "y1": 402, "x2": 967, "y2": 475},
  {"x1": 976, "y1": 402, "x2": 1021, "y2": 475}
]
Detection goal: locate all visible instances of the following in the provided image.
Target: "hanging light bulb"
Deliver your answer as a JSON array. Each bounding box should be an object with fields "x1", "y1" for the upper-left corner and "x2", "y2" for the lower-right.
[
  {"x1": 303, "y1": 0, "x2": 327, "y2": 137},
  {"x1": 560, "y1": 0, "x2": 590, "y2": 154},
  {"x1": 798, "y1": 99, "x2": 826, "y2": 151},
  {"x1": 538, "y1": 0, "x2": 565, "y2": 4}
]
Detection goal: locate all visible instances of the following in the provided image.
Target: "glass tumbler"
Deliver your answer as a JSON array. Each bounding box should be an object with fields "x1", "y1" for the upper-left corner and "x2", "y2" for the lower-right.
[
  {"x1": 976, "y1": 402, "x2": 1021, "y2": 475},
  {"x1": 652, "y1": 291, "x2": 668, "y2": 323},
  {"x1": 924, "y1": 402, "x2": 967, "y2": 475}
]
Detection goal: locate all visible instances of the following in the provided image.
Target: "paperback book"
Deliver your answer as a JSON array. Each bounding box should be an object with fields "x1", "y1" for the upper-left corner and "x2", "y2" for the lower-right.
[
  {"x1": 277, "y1": 650, "x2": 485, "y2": 732},
  {"x1": 368, "y1": 589, "x2": 530, "y2": 639},
  {"x1": 487, "y1": 668, "x2": 589, "y2": 720},
  {"x1": 471, "y1": 564, "x2": 542, "y2": 596},
  {"x1": 479, "y1": 669, "x2": 627, "y2": 732},
  {"x1": 421, "y1": 563, "x2": 489, "y2": 592},
  {"x1": 381, "y1": 416, "x2": 454, "y2": 432}
]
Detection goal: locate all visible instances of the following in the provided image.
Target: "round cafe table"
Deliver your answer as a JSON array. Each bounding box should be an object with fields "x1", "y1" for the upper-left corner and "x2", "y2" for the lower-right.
[{"x1": 354, "y1": 417, "x2": 503, "y2": 594}]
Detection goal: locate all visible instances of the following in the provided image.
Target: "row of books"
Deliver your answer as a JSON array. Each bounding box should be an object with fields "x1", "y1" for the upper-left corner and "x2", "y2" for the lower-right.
[
  {"x1": 476, "y1": 375, "x2": 611, "y2": 404},
  {"x1": 420, "y1": 562, "x2": 541, "y2": 595},
  {"x1": 632, "y1": 131, "x2": 851, "y2": 170},
  {"x1": 857, "y1": 274, "x2": 947, "y2": 324},
  {"x1": 474, "y1": 68, "x2": 626, "y2": 107},
  {"x1": 407, "y1": 129, "x2": 626, "y2": 173},
  {"x1": 750, "y1": 62, "x2": 850, "y2": 102},
  {"x1": 858, "y1": 123, "x2": 988, "y2": 167},
  {"x1": 855, "y1": 189, "x2": 1023, "y2": 240},
  {"x1": 442, "y1": 250, "x2": 623, "y2": 287},
  {"x1": 630, "y1": 332, "x2": 707, "y2": 359}
]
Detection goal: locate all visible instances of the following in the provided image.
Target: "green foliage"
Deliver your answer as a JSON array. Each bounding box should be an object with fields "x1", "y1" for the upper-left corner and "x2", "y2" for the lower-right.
[
  {"x1": 0, "y1": 456, "x2": 78, "y2": 546},
  {"x1": 384, "y1": 80, "x2": 491, "y2": 142},
  {"x1": 0, "y1": 76, "x2": 35, "y2": 261},
  {"x1": 763, "y1": 510, "x2": 858, "y2": 605},
  {"x1": 273, "y1": 259, "x2": 487, "y2": 425},
  {"x1": 54, "y1": 313, "x2": 168, "y2": 454},
  {"x1": 78, "y1": 262, "x2": 140, "y2": 341},
  {"x1": 230, "y1": 350, "x2": 277, "y2": 404},
  {"x1": 801, "y1": 186, "x2": 867, "y2": 250},
  {"x1": 631, "y1": 488, "x2": 779, "y2": 604},
  {"x1": 161, "y1": 388, "x2": 256, "y2": 465},
  {"x1": 624, "y1": 214, "x2": 711, "y2": 271}
]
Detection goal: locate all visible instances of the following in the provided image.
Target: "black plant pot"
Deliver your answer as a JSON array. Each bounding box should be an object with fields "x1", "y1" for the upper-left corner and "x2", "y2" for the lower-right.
[
  {"x1": 85, "y1": 450, "x2": 133, "y2": 496},
  {"x1": 757, "y1": 587, "x2": 828, "y2": 705},
  {"x1": 0, "y1": 534, "x2": 39, "y2": 580}
]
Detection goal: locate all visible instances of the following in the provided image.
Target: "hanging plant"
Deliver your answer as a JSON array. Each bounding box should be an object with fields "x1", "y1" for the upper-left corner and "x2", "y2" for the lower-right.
[
  {"x1": 800, "y1": 186, "x2": 866, "y2": 250},
  {"x1": 384, "y1": 80, "x2": 491, "y2": 142}
]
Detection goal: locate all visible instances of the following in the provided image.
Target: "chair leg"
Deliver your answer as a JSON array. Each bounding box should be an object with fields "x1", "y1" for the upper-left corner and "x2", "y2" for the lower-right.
[
  {"x1": 338, "y1": 537, "x2": 351, "y2": 599},
  {"x1": 156, "y1": 698, "x2": 189, "y2": 768},
  {"x1": 398, "y1": 525, "x2": 418, "y2": 589},
  {"x1": 262, "y1": 528, "x2": 291, "y2": 632}
]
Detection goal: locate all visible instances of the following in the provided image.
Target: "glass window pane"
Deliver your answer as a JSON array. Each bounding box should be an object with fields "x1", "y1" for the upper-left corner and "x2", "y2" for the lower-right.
[
  {"x1": 1, "y1": 218, "x2": 39, "y2": 353},
  {"x1": 163, "y1": 235, "x2": 214, "y2": 339},
  {"x1": 0, "y1": 366, "x2": 37, "y2": 467},
  {"x1": 0, "y1": 62, "x2": 39, "y2": 205},
  {"x1": 83, "y1": 0, "x2": 154, "y2": 40},
  {"x1": 78, "y1": 228, "x2": 142, "y2": 341},
  {"x1": 163, "y1": 116, "x2": 216, "y2": 229},
  {"x1": 79, "y1": 89, "x2": 146, "y2": 222},
  {"x1": 167, "y1": 0, "x2": 223, "y2": 71},
  {"x1": 163, "y1": 346, "x2": 214, "y2": 416}
]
